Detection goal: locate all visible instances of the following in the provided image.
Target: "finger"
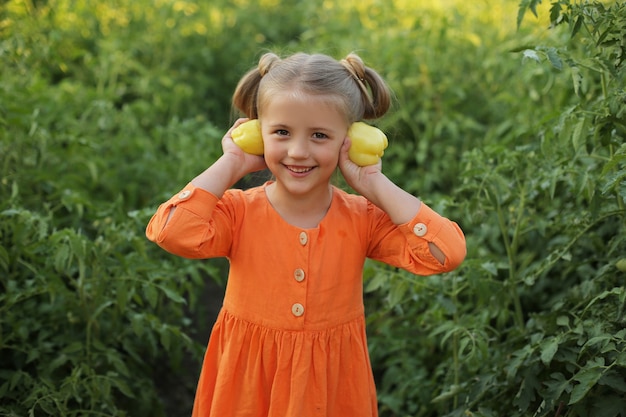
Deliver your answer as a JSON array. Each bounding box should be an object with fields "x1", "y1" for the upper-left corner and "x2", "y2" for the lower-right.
[{"x1": 339, "y1": 137, "x2": 352, "y2": 163}]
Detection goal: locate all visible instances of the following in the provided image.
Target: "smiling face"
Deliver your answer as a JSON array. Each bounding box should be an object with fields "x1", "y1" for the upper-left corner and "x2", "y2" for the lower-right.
[{"x1": 260, "y1": 90, "x2": 349, "y2": 200}]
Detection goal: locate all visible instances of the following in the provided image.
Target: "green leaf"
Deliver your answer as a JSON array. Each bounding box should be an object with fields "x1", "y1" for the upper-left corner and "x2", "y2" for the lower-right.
[
  {"x1": 572, "y1": 116, "x2": 589, "y2": 154},
  {"x1": 143, "y1": 284, "x2": 158, "y2": 309},
  {"x1": 517, "y1": 0, "x2": 542, "y2": 29},
  {"x1": 571, "y1": 14, "x2": 584, "y2": 38},
  {"x1": 26, "y1": 349, "x2": 40, "y2": 364},
  {"x1": 545, "y1": 372, "x2": 571, "y2": 398},
  {"x1": 481, "y1": 261, "x2": 498, "y2": 276},
  {"x1": 54, "y1": 243, "x2": 71, "y2": 273},
  {"x1": 158, "y1": 284, "x2": 186, "y2": 304},
  {"x1": 107, "y1": 351, "x2": 131, "y2": 377},
  {"x1": 582, "y1": 335, "x2": 612, "y2": 353},
  {"x1": 556, "y1": 315, "x2": 569, "y2": 327},
  {"x1": 431, "y1": 384, "x2": 462, "y2": 403},
  {"x1": 517, "y1": 0, "x2": 530, "y2": 29},
  {"x1": 131, "y1": 314, "x2": 145, "y2": 337},
  {"x1": 600, "y1": 143, "x2": 626, "y2": 175},
  {"x1": 365, "y1": 272, "x2": 387, "y2": 293},
  {"x1": 569, "y1": 364, "x2": 605, "y2": 405},
  {"x1": 601, "y1": 171, "x2": 626, "y2": 196},
  {"x1": 522, "y1": 49, "x2": 541, "y2": 63},
  {"x1": 540, "y1": 336, "x2": 559, "y2": 365},
  {"x1": 68, "y1": 231, "x2": 87, "y2": 261},
  {"x1": 514, "y1": 371, "x2": 540, "y2": 411},
  {"x1": 91, "y1": 300, "x2": 114, "y2": 321},
  {"x1": 387, "y1": 280, "x2": 408, "y2": 307},
  {"x1": 546, "y1": 48, "x2": 563, "y2": 70},
  {"x1": 505, "y1": 345, "x2": 533, "y2": 379},
  {"x1": 549, "y1": 2, "x2": 562, "y2": 25},
  {"x1": 113, "y1": 379, "x2": 135, "y2": 399},
  {"x1": 571, "y1": 66, "x2": 582, "y2": 96},
  {"x1": 49, "y1": 354, "x2": 70, "y2": 373},
  {"x1": 62, "y1": 341, "x2": 84, "y2": 354}
]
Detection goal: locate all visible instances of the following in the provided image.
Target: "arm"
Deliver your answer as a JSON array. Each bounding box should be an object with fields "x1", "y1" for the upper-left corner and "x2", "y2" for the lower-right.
[
  {"x1": 146, "y1": 119, "x2": 267, "y2": 257},
  {"x1": 165, "y1": 118, "x2": 267, "y2": 223},
  {"x1": 339, "y1": 138, "x2": 455, "y2": 265}
]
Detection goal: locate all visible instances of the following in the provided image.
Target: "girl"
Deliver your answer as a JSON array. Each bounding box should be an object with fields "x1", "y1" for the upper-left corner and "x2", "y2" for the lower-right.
[{"x1": 146, "y1": 52, "x2": 466, "y2": 417}]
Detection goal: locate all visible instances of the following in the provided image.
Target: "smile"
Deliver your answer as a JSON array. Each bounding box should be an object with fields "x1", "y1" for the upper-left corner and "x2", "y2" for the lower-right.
[{"x1": 286, "y1": 166, "x2": 314, "y2": 173}]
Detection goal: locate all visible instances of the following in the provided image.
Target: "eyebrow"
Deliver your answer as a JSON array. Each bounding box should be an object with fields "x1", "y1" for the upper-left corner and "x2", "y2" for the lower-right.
[{"x1": 267, "y1": 123, "x2": 335, "y2": 133}]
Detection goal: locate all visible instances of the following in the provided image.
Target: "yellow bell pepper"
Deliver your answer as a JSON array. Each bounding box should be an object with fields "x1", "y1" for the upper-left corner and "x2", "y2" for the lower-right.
[
  {"x1": 348, "y1": 122, "x2": 388, "y2": 166},
  {"x1": 231, "y1": 119, "x2": 264, "y2": 155}
]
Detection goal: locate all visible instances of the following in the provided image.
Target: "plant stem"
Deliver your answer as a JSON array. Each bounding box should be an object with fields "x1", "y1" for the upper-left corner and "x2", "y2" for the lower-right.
[
  {"x1": 452, "y1": 275, "x2": 460, "y2": 409},
  {"x1": 494, "y1": 193, "x2": 525, "y2": 331}
]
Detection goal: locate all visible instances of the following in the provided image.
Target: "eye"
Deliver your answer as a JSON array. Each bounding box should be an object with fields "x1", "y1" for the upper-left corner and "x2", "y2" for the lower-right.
[
  {"x1": 313, "y1": 132, "x2": 328, "y2": 140},
  {"x1": 275, "y1": 129, "x2": 289, "y2": 136}
]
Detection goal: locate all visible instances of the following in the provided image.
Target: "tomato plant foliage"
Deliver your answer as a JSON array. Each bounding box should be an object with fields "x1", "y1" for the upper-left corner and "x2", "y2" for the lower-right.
[{"x1": 1, "y1": 0, "x2": 625, "y2": 416}]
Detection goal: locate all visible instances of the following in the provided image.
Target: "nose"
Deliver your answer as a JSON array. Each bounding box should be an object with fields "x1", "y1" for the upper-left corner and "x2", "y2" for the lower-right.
[{"x1": 287, "y1": 137, "x2": 309, "y2": 159}]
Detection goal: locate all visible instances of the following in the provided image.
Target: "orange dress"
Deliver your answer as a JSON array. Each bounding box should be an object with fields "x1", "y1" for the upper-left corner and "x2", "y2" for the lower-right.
[{"x1": 146, "y1": 182, "x2": 466, "y2": 417}]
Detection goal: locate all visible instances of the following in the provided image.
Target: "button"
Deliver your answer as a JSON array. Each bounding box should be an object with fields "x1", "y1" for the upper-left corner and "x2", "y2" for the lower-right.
[
  {"x1": 292, "y1": 303, "x2": 305, "y2": 317},
  {"x1": 299, "y1": 231, "x2": 308, "y2": 246},
  {"x1": 294, "y1": 268, "x2": 305, "y2": 282},
  {"x1": 178, "y1": 190, "x2": 191, "y2": 199},
  {"x1": 413, "y1": 223, "x2": 427, "y2": 237}
]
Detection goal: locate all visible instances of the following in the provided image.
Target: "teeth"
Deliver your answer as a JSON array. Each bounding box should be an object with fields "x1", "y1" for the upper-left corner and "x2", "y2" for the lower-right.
[{"x1": 288, "y1": 166, "x2": 313, "y2": 173}]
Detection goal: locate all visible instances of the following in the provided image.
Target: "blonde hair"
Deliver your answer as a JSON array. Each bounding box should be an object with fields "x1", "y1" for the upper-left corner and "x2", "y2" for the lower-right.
[{"x1": 232, "y1": 52, "x2": 391, "y2": 123}]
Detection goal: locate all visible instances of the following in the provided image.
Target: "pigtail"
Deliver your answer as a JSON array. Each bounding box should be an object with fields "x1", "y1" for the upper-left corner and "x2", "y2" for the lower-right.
[
  {"x1": 341, "y1": 53, "x2": 391, "y2": 120},
  {"x1": 232, "y1": 53, "x2": 282, "y2": 119},
  {"x1": 362, "y1": 66, "x2": 391, "y2": 119},
  {"x1": 232, "y1": 68, "x2": 261, "y2": 119}
]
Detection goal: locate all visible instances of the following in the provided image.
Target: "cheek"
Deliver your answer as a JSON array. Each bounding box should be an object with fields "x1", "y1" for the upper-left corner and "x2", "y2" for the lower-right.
[
  {"x1": 324, "y1": 143, "x2": 343, "y2": 164},
  {"x1": 262, "y1": 139, "x2": 282, "y2": 161}
]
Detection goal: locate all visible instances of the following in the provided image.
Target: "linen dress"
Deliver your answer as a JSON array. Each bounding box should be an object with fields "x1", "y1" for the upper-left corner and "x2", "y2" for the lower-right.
[{"x1": 146, "y1": 181, "x2": 466, "y2": 417}]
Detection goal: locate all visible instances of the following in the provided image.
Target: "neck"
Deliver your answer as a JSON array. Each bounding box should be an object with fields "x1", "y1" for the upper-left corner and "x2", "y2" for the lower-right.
[{"x1": 265, "y1": 182, "x2": 333, "y2": 229}]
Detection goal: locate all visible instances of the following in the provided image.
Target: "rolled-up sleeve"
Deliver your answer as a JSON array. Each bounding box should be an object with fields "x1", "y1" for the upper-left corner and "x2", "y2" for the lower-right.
[
  {"x1": 368, "y1": 201, "x2": 466, "y2": 275},
  {"x1": 400, "y1": 202, "x2": 466, "y2": 271},
  {"x1": 145, "y1": 183, "x2": 231, "y2": 259}
]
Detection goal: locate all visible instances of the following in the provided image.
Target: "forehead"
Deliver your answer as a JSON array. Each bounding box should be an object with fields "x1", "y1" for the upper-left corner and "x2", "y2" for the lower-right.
[{"x1": 260, "y1": 91, "x2": 349, "y2": 128}]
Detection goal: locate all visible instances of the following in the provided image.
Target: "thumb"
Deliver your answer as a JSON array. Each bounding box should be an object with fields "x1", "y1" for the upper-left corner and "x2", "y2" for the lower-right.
[{"x1": 339, "y1": 137, "x2": 352, "y2": 165}]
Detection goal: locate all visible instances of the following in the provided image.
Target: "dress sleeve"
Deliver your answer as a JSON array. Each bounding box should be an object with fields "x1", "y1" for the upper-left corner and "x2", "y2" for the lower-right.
[
  {"x1": 366, "y1": 201, "x2": 466, "y2": 275},
  {"x1": 145, "y1": 183, "x2": 233, "y2": 259}
]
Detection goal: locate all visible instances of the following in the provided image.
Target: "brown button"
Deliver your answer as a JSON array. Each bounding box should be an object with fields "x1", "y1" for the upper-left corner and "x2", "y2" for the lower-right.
[
  {"x1": 294, "y1": 268, "x2": 305, "y2": 282},
  {"x1": 299, "y1": 231, "x2": 308, "y2": 246},
  {"x1": 291, "y1": 303, "x2": 305, "y2": 317}
]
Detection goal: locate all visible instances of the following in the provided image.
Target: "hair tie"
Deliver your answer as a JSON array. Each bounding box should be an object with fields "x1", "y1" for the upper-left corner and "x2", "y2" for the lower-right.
[{"x1": 340, "y1": 59, "x2": 366, "y2": 85}]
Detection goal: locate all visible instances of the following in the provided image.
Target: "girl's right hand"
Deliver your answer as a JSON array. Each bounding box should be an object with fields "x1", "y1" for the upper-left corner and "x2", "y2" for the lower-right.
[{"x1": 221, "y1": 118, "x2": 267, "y2": 175}]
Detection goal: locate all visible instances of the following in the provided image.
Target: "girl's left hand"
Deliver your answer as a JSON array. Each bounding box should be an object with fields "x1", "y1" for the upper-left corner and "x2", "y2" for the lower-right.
[{"x1": 338, "y1": 137, "x2": 383, "y2": 196}]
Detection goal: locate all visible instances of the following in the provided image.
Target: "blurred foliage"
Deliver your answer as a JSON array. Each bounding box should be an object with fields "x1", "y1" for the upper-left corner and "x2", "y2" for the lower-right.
[{"x1": 1, "y1": 0, "x2": 625, "y2": 416}]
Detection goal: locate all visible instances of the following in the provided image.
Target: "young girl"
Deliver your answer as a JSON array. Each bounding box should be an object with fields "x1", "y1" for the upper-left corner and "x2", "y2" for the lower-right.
[{"x1": 146, "y1": 52, "x2": 466, "y2": 417}]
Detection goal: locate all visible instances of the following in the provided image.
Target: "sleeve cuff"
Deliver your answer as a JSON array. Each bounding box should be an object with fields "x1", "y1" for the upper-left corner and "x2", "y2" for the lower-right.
[
  {"x1": 400, "y1": 202, "x2": 467, "y2": 270},
  {"x1": 401, "y1": 202, "x2": 446, "y2": 242},
  {"x1": 164, "y1": 183, "x2": 220, "y2": 220}
]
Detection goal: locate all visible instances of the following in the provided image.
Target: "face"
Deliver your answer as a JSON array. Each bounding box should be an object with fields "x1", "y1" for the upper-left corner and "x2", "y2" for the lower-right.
[{"x1": 260, "y1": 91, "x2": 349, "y2": 199}]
